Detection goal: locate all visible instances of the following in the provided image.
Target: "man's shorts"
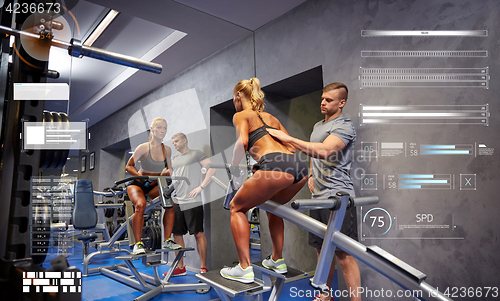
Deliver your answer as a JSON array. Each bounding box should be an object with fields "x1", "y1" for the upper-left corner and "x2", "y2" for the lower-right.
[
  {"x1": 308, "y1": 206, "x2": 358, "y2": 249},
  {"x1": 172, "y1": 203, "x2": 204, "y2": 235}
]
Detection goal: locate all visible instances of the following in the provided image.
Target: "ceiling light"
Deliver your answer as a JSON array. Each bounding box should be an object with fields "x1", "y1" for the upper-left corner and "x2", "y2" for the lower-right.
[{"x1": 83, "y1": 9, "x2": 119, "y2": 47}]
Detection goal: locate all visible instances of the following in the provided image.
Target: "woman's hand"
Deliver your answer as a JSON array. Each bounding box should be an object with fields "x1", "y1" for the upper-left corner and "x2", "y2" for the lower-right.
[
  {"x1": 308, "y1": 176, "x2": 314, "y2": 194},
  {"x1": 161, "y1": 168, "x2": 172, "y2": 176},
  {"x1": 232, "y1": 172, "x2": 245, "y2": 189}
]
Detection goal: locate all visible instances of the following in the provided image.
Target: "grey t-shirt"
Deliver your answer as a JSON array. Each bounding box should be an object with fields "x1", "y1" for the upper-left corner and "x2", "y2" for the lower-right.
[
  {"x1": 171, "y1": 149, "x2": 208, "y2": 206},
  {"x1": 310, "y1": 114, "x2": 356, "y2": 198}
]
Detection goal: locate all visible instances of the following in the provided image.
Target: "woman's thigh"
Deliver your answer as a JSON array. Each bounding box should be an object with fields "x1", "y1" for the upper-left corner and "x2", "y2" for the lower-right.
[
  {"x1": 231, "y1": 170, "x2": 295, "y2": 212},
  {"x1": 270, "y1": 176, "x2": 307, "y2": 205},
  {"x1": 127, "y1": 185, "x2": 147, "y2": 207}
]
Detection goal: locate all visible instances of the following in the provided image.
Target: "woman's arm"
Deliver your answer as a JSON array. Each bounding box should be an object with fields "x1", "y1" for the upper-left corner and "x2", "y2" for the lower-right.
[
  {"x1": 163, "y1": 145, "x2": 173, "y2": 176},
  {"x1": 126, "y1": 144, "x2": 146, "y2": 176},
  {"x1": 231, "y1": 112, "x2": 248, "y2": 167}
]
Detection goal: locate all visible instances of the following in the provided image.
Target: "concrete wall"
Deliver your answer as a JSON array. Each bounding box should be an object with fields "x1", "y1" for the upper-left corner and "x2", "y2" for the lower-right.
[
  {"x1": 85, "y1": 0, "x2": 499, "y2": 298},
  {"x1": 254, "y1": 0, "x2": 499, "y2": 299}
]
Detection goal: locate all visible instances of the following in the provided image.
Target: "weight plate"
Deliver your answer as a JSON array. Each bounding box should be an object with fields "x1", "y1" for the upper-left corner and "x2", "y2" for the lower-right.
[{"x1": 155, "y1": 225, "x2": 162, "y2": 250}]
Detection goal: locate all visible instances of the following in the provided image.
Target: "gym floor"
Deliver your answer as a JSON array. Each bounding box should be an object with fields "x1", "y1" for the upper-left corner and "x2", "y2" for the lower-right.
[{"x1": 42, "y1": 242, "x2": 338, "y2": 301}]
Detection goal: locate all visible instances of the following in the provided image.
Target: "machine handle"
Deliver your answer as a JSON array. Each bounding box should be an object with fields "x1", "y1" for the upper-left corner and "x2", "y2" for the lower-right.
[
  {"x1": 93, "y1": 190, "x2": 127, "y2": 197},
  {"x1": 350, "y1": 196, "x2": 379, "y2": 207},
  {"x1": 291, "y1": 196, "x2": 379, "y2": 210},
  {"x1": 201, "y1": 163, "x2": 258, "y2": 174},
  {"x1": 210, "y1": 176, "x2": 228, "y2": 190},
  {"x1": 114, "y1": 176, "x2": 190, "y2": 186},
  {"x1": 291, "y1": 199, "x2": 339, "y2": 210}
]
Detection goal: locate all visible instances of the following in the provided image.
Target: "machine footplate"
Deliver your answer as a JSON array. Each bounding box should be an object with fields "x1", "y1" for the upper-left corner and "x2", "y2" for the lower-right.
[
  {"x1": 155, "y1": 247, "x2": 194, "y2": 253},
  {"x1": 115, "y1": 248, "x2": 194, "y2": 260},
  {"x1": 252, "y1": 261, "x2": 308, "y2": 280},
  {"x1": 115, "y1": 252, "x2": 155, "y2": 260},
  {"x1": 196, "y1": 269, "x2": 263, "y2": 297}
]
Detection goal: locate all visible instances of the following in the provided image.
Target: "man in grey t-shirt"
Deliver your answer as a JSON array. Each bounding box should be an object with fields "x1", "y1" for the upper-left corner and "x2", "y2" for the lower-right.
[
  {"x1": 268, "y1": 83, "x2": 361, "y2": 301},
  {"x1": 170, "y1": 133, "x2": 215, "y2": 275}
]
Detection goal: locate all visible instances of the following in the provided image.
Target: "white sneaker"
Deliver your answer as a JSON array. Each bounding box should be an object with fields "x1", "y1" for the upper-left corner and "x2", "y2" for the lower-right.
[
  {"x1": 220, "y1": 263, "x2": 254, "y2": 283},
  {"x1": 162, "y1": 238, "x2": 182, "y2": 250},
  {"x1": 262, "y1": 255, "x2": 287, "y2": 273},
  {"x1": 133, "y1": 242, "x2": 146, "y2": 255}
]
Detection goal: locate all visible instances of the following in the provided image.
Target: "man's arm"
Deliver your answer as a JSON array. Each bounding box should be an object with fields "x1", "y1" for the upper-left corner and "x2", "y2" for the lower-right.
[
  {"x1": 267, "y1": 128, "x2": 346, "y2": 159},
  {"x1": 188, "y1": 157, "x2": 216, "y2": 198},
  {"x1": 276, "y1": 120, "x2": 296, "y2": 153},
  {"x1": 199, "y1": 157, "x2": 216, "y2": 189}
]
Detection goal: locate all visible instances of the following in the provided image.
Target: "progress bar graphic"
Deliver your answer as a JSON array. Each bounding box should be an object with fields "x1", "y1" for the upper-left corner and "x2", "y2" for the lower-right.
[
  {"x1": 361, "y1": 50, "x2": 488, "y2": 58},
  {"x1": 359, "y1": 67, "x2": 489, "y2": 88},
  {"x1": 360, "y1": 104, "x2": 489, "y2": 125},
  {"x1": 398, "y1": 174, "x2": 452, "y2": 190},
  {"x1": 361, "y1": 30, "x2": 488, "y2": 37},
  {"x1": 420, "y1": 144, "x2": 473, "y2": 155}
]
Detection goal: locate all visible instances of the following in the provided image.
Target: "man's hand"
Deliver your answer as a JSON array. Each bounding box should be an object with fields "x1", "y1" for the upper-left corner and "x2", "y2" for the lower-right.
[
  {"x1": 267, "y1": 128, "x2": 293, "y2": 143},
  {"x1": 188, "y1": 186, "x2": 202, "y2": 198}
]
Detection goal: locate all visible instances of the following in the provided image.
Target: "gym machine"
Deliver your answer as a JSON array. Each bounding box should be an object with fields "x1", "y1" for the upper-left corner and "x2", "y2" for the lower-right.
[
  {"x1": 76, "y1": 175, "x2": 210, "y2": 301},
  {"x1": 197, "y1": 163, "x2": 454, "y2": 301}
]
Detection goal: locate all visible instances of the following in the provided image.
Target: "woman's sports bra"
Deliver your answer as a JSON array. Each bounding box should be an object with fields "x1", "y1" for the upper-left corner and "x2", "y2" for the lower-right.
[
  {"x1": 140, "y1": 142, "x2": 168, "y2": 173},
  {"x1": 247, "y1": 113, "x2": 276, "y2": 150}
]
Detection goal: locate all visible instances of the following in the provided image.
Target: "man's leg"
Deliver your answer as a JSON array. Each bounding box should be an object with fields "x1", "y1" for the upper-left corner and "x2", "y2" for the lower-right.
[
  {"x1": 336, "y1": 250, "x2": 361, "y2": 301},
  {"x1": 173, "y1": 234, "x2": 185, "y2": 268},
  {"x1": 194, "y1": 232, "x2": 207, "y2": 269}
]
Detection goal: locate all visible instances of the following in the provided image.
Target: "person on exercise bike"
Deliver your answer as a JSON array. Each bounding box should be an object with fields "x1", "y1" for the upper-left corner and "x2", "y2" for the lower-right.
[
  {"x1": 126, "y1": 117, "x2": 181, "y2": 255},
  {"x1": 219, "y1": 78, "x2": 308, "y2": 283}
]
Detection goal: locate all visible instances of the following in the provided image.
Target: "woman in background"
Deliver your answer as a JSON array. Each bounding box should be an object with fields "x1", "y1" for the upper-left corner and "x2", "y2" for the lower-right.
[{"x1": 126, "y1": 117, "x2": 181, "y2": 254}]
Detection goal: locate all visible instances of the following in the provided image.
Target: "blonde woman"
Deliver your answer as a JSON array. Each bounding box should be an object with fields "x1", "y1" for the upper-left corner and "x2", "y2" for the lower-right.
[
  {"x1": 220, "y1": 78, "x2": 308, "y2": 283},
  {"x1": 126, "y1": 117, "x2": 181, "y2": 254}
]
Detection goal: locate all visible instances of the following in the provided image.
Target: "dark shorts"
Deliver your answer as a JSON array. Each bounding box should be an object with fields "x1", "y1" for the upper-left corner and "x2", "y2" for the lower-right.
[
  {"x1": 258, "y1": 152, "x2": 308, "y2": 184},
  {"x1": 308, "y1": 206, "x2": 358, "y2": 249},
  {"x1": 172, "y1": 203, "x2": 204, "y2": 235},
  {"x1": 126, "y1": 179, "x2": 158, "y2": 195}
]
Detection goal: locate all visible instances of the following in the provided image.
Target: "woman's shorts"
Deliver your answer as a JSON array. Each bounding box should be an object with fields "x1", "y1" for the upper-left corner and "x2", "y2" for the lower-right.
[
  {"x1": 257, "y1": 152, "x2": 308, "y2": 184},
  {"x1": 126, "y1": 179, "x2": 158, "y2": 195}
]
